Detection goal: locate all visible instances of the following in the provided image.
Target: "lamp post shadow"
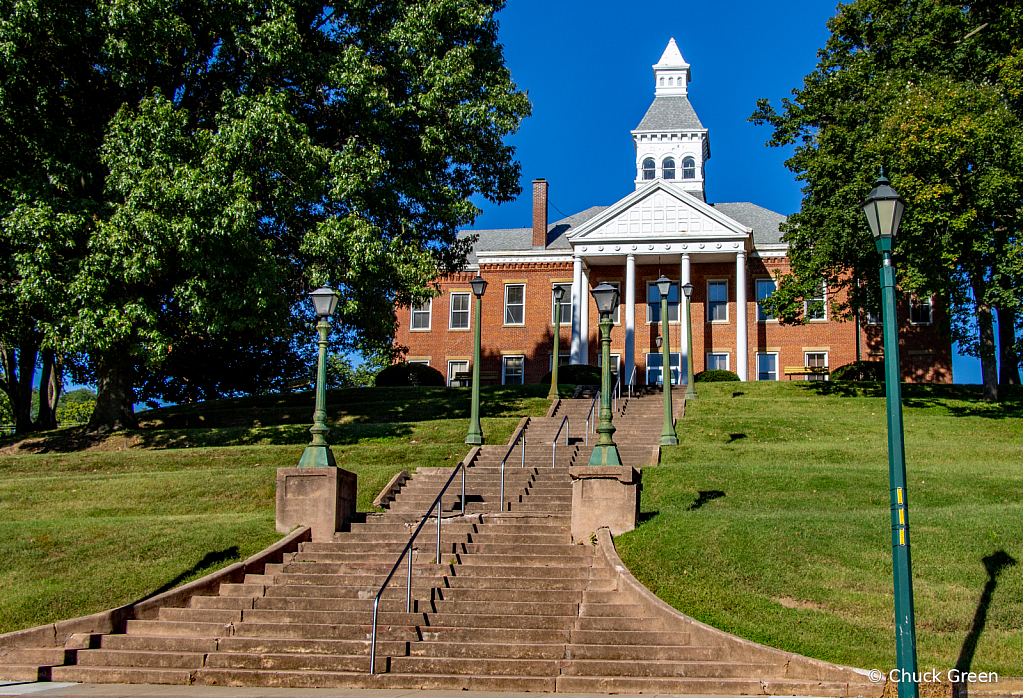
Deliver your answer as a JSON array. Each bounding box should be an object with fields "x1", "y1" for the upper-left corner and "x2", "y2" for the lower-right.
[{"x1": 953, "y1": 550, "x2": 1017, "y2": 698}]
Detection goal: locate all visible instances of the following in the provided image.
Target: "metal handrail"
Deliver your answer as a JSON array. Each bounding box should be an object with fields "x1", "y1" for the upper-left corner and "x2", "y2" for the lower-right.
[
  {"x1": 551, "y1": 414, "x2": 569, "y2": 469},
  {"x1": 627, "y1": 365, "x2": 637, "y2": 400},
  {"x1": 584, "y1": 391, "x2": 597, "y2": 445},
  {"x1": 499, "y1": 423, "x2": 527, "y2": 512},
  {"x1": 611, "y1": 371, "x2": 622, "y2": 415},
  {"x1": 369, "y1": 459, "x2": 468, "y2": 673}
]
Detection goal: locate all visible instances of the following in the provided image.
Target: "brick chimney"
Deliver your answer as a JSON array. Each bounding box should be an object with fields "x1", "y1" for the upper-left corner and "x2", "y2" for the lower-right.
[{"x1": 532, "y1": 178, "x2": 548, "y2": 248}]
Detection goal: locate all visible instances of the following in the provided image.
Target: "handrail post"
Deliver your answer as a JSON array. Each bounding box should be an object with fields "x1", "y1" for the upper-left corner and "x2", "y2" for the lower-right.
[
  {"x1": 520, "y1": 432, "x2": 525, "y2": 468},
  {"x1": 370, "y1": 597, "x2": 380, "y2": 673},
  {"x1": 406, "y1": 547, "x2": 412, "y2": 612},
  {"x1": 461, "y1": 466, "x2": 466, "y2": 515},
  {"x1": 435, "y1": 500, "x2": 442, "y2": 564},
  {"x1": 500, "y1": 458, "x2": 506, "y2": 512}
]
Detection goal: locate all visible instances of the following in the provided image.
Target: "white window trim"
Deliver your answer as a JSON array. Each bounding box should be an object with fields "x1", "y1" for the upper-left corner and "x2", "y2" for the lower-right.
[
  {"x1": 804, "y1": 351, "x2": 829, "y2": 381},
  {"x1": 707, "y1": 279, "x2": 729, "y2": 323},
  {"x1": 502, "y1": 355, "x2": 525, "y2": 385},
  {"x1": 706, "y1": 352, "x2": 729, "y2": 371},
  {"x1": 606, "y1": 281, "x2": 622, "y2": 325},
  {"x1": 645, "y1": 280, "x2": 679, "y2": 324},
  {"x1": 446, "y1": 360, "x2": 469, "y2": 387},
  {"x1": 756, "y1": 352, "x2": 779, "y2": 382},
  {"x1": 408, "y1": 360, "x2": 430, "y2": 366},
  {"x1": 597, "y1": 353, "x2": 621, "y2": 377},
  {"x1": 909, "y1": 296, "x2": 934, "y2": 325},
  {"x1": 411, "y1": 298, "x2": 432, "y2": 331},
  {"x1": 551, "y1": 284, "x2": 573, "y2": 325},
  {"x1": 866, "y1": 310, "x2": 882, "y2": 325},
  {"x1": 646, "y1": 352, "x2": 682, "y2": 386},
  {"x1": 504, "y1": 284, "x2": 525, "y2": 326},
  {"x1": 449, "y1": 292, "x2": 470, "y2": 331},
  {"x1": 805, "y1": 282, "x2": 827, "y2": 322},
  {"x1": 549, "y1": 353, "x2": 572, "y2": 370},
  {"x1": 756, "y1": 278, "x2": 778, "y2": 323}
]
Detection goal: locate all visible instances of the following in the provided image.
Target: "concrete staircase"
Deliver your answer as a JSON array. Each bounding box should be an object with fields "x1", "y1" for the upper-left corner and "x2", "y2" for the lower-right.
[{"x1": 0, "y1": 396, "x2": 878, "y2": 695}]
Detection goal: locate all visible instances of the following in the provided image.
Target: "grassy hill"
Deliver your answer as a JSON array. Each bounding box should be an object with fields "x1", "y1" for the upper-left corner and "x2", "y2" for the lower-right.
[
  {"x1": 1, "y1": 380, "x2": 1020, "y2": 677},
  {"x1": 0, "y1": 385, "x2": 554, "y2": 635},
  {"x1": 616, "y1": 381, "x2": 1023, "y2": 676}
]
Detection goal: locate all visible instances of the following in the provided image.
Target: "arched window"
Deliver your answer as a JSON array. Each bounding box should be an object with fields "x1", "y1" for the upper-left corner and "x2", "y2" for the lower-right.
[
  {"x1": 659, "y1": 77, "x2": 665, "y2": 86},
  {"x1": 642, "y1": 158, "x2": 656, "y2": 180},
  {"x1": 682, "y1": 157, "x2": 696, "y2": 179},
  {"x1": 668, "y1": 77, "x2": 674, "y2": 86},
  {"x1": 662, "y1": 157, "x2": 675, "y2": 179}
]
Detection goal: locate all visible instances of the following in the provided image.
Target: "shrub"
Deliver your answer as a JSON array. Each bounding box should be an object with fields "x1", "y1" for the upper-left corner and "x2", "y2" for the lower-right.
[
  {"x1": 694, "y1": 369, "x2": 740, "y2": 383},
  {"x1": 831, "y1": 361, "x2": 886, "y2": 382},
  {"x1": 375, "y1": 362, "x2": 446, "y2": 387},
  {"x1": 539, "y1": 364, "x2": 601, "y2": 385}
]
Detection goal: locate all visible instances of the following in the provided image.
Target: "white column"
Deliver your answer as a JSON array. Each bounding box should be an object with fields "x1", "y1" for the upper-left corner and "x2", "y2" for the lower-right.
[
  {"x1": 680, "y1": 254, "x2": 691, "y2": 383},
  {"x1": 624, "y1": 254, "x2": 636, "y2": 385},
  {"x1": 736, "y1": 250, "x2": 748, "y2": 381},
  {"x1": 570, "y1": 255, "x2": 583, "y2": 364},
  {"x1": 580, "y1": 265, "x2": 590, "y2": 364}
]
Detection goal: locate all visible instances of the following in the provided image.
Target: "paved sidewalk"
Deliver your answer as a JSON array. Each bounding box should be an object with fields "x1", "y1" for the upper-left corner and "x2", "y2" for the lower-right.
[{"x1": 0, "y1": 685, "x2": 753, "y2": 698}]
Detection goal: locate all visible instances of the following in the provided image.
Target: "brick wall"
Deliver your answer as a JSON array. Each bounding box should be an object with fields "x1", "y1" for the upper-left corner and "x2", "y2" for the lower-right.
[{"x1": 393, "y1": 256, "x2": 953, "y2": 385}]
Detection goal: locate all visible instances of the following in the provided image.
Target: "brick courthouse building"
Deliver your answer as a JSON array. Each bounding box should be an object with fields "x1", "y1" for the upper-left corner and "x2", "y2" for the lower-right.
[{"x1": 394, "y1": 40, "x2": 953, "y2": 386}]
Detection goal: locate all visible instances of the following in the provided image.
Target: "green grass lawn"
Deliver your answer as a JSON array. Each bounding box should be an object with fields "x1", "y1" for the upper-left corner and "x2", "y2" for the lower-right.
[
  {"x1": 615, "y1": 381, "x2": 1023, "y2": 676},
  {"x1": 0, "y1": 385, "x2": 556, "y2": 635}
]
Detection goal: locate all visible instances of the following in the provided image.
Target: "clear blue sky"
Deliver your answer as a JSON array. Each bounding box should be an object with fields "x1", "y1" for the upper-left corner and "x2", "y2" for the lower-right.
[{"x1": 470, "y1": 0, "x2": 987, "y2": 383}]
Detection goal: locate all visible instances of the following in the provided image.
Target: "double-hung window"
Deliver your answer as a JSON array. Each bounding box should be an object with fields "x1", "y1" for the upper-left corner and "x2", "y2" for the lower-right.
[
  {"x1": 706, "y1": 353, "x2": 729, "y2": 371},
  {"x1": 447, "y1": 360, "x2": 468, "y2": 387},
  {"x1": 503, "y1": 356, "x2": 524, "y2": 385},
  {"x1": 504, "y1": 284, "x2": 525, "y2": 325},
  {"x1": 646, "y1": 281, "x2": 679, "y2": 323},
  {"x1": 805, "y1": 282, "x2": 826, "y2": 320},
  {"x1": 757, "y1": 353, "x2": 778, "y2": 381},
  {"x1": 910, "y1": 296, "x2": 933, "y2": 324},
  {"x1": 707, "y1": 280, "x2": 728, "y2": 322},
  {"x1": 552, "y1": 284, "x2": 572, "y2": 324},
  {"x1": 411, "y1": 299, "x2": 431, "y2": 330},
  {"x1": 449, "y1": 293, "x2": 470, "y2": 330},
  {"x1": 756, "y1": 279, "x2": 776, "y2": 321},
  {"x1": 805, "y1": 352, "x2": 828, "y2": 381}
]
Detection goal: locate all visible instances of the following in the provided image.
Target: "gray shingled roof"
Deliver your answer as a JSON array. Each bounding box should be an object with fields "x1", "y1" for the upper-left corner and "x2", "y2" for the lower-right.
[
  {"x1": 711, "y1": 202, "x2": 787, "y2": 245},
  {"x1": 458, "y1": 206, "x2": 609, "y2": 263},
  {"x1": 635, "y1": 96, "x2": 704, "y2": 131}
]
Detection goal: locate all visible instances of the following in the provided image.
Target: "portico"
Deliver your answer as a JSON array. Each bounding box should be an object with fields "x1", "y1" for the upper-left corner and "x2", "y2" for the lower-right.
[{"x1": 567, "y1": 180, "x2": 753, "y2": 383}]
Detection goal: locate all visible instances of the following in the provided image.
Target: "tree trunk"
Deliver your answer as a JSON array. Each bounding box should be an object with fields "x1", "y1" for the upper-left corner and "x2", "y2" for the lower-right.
[
  {"x1": 87, "y1": 344, "x2": 138, "y2": 433},
  {"x1": 35, "y1": 349, "x2": 62, "y2": 430},
  {"x1": 1, "y1": 339, "x2": 40, "y2": 434},
  {"x1": 976, "y1": 300, "x2": 999, "y2": 402},
  {"x1": 997, "y1": 305, "x2": 1021, "y2": 387}
]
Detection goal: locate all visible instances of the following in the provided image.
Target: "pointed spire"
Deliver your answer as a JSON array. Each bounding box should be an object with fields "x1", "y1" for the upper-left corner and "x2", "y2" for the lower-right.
[{"x1": 652, "y1": 38, "x2": 691, "y2": 96}]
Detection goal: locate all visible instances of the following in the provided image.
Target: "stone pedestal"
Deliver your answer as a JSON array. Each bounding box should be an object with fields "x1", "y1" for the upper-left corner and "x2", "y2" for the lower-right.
[
  {"x1": 569, "y1": 465, "x2": 641, "y2": 542},
  {"x1": 276, "y1": 467, "x2": 357, "y2": 542}
]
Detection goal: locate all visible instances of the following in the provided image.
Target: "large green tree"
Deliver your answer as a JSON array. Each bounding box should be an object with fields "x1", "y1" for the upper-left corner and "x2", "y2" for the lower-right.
[
  {"x1": 750, "y1": 0, "x2": 1023, "y2": 400},
  {"x1": 1, "y1": 0, "x2": 529, "y2": 432}
]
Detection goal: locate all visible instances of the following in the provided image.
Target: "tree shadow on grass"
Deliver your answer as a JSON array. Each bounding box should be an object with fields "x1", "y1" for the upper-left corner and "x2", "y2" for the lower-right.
[
  {"x1": 136, "y1": 546, "x2": 241, "y2": 603},
  {"x1": 953, "y1": 550, "x2": 1017, "y2": 697},
  {"x1": 688, "y1": 490, "x2": 725, "y2": 510}
]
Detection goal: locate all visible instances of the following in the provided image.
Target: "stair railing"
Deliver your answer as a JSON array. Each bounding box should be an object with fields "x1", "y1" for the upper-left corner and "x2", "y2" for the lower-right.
[
  {"x1": 584, "y1": 391, "x2": 597, "y2": 445},
  {"x1": 499, "y1": 422, "x2": 527, "y2": 513},
  {"x1": 612, "y1": 371, "x2": 622, "y2": 415},
  {"x1": 626, "y1": 365, "x2": 638, "y2": 400},
  {"x1": 368, "y1": 458, "x2": 468, "y2": 674},
  {"x1": 551, "y1": 414, "x2": 569, "y2": 469}
]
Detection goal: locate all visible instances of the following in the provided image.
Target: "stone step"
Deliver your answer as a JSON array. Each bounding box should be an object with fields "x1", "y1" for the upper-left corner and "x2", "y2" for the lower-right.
[
  {"x1": 568, "y1": 629, "x2": 691, "y2": 646},
  {"x1": 75, "y1": 649, "x2": 205, "y2": 669},
  {"x1": 125, "y1": 620, "x2": 229, "y2": 638},
  {"x1": 204, "y1": 651, "x2": 373, "y2": 674},
  {"x1": 229, "y1": 622, "x2": 418, "y2": 642},
  {"x1": 51, "y1": 666, "x2": 194, "y2": 685},
  {"x1": 0, "y1": 665, "x2": 49, "y2": 682},
  {"x1": 561, "y1": 659, "x2": 778, "y2": 678},
  {"x1": 190, "y1": 667, "x2": 558, "y2": 692},
  {"x1": 429, "y1": 599, "x2": 580, "y2": 616},
  {"x1": 389, "y1": 656, "x2": 559, "y2": 677},
  {"x1": 432, "y1": 588, "x2": 582, "y2": 603},
  {"x1": 216, "y1": 637, "x2": 406, "y2": 657},
  {"x1": 555, "y1": 675, "x2": 863, "y2": 696},
  {"x1": 452, "y1": 553, "x2": 596, "y2": 567},
  {"x1": 0, "y1": 648, "x2": 73, "y2": 666},
  {"x1": 101, "y1": 636, "x2": 218, "y2": 653},
  {"x1": 566, "y1": 644, "x2": 717, "y2": 661},
  {"x1": 408, "y1": 641, "x2": 566, "y2": 660}
]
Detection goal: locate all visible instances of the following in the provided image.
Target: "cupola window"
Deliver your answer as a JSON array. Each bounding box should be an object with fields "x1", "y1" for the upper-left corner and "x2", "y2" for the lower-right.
[
  {"x1": 682, "y1": 157, "x2": 696, "y2": 179},
  {"x1": 662, "y1": 158, "x2": 675, "y2": 179},
  {"x1": 642, "y1": 158, "x2": 656, "y2": 180},
  {"x1": 668, "y1": 77, "x2": 674, "y2": 85}
]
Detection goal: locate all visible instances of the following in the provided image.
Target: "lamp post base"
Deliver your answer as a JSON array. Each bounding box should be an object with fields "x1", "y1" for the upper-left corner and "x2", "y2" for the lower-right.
[
  {"x1": 588, "y1": 443, "x2": 623, "y2": 466},
  {"x1": 465, "y1": 423, "x2": 484, "y2": 446},
  {"x1": 660, "y1": 432, "x2": 678, "y2": 446},
  {"x1": 685, "y1": 384, "x2": 697, "y2": 400},
  {"x1": 546, "y1": 386, "x2": 559, "y2": 400},
  {"x1": 297, "y1": 445, "x2": 337, "y2": 468}
]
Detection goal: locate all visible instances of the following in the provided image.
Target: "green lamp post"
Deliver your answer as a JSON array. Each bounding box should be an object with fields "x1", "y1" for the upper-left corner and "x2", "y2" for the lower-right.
[
  {"x1": 682, "y1": 282, "x2": 697, "y2": 400},
  {"x1": 860, "y1": 172, "x2": 918, "y2": 698},
  {"x1": 298, "y1": 286, "x2": 340, "y2": 467},
  {"x1": 548, "y1": 285, "x2": 566, "y2": 400},
  {"x1": 465, "y1": 275, "x2": 488, "y2": 446},
  {"x1": 587, "y1": 283, "x2": 623, "y2": 466},
  {"x1": 656, "y1": 275, "x2": 678, "y2": 446}
]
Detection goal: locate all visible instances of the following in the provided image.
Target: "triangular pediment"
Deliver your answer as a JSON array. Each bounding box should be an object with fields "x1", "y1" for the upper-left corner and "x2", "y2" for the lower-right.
[{"x1": 567, "y1": 181, "x2": 751, "y2": 242}]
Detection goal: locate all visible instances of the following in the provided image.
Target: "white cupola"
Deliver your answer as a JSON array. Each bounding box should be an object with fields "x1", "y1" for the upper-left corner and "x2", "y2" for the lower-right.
[
  {"x1": 653, "y1": 38, "x2": 690, "y2": 97},
  {"x1": 632, "y1": 38, "x2": 710, "y2": 200}
]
